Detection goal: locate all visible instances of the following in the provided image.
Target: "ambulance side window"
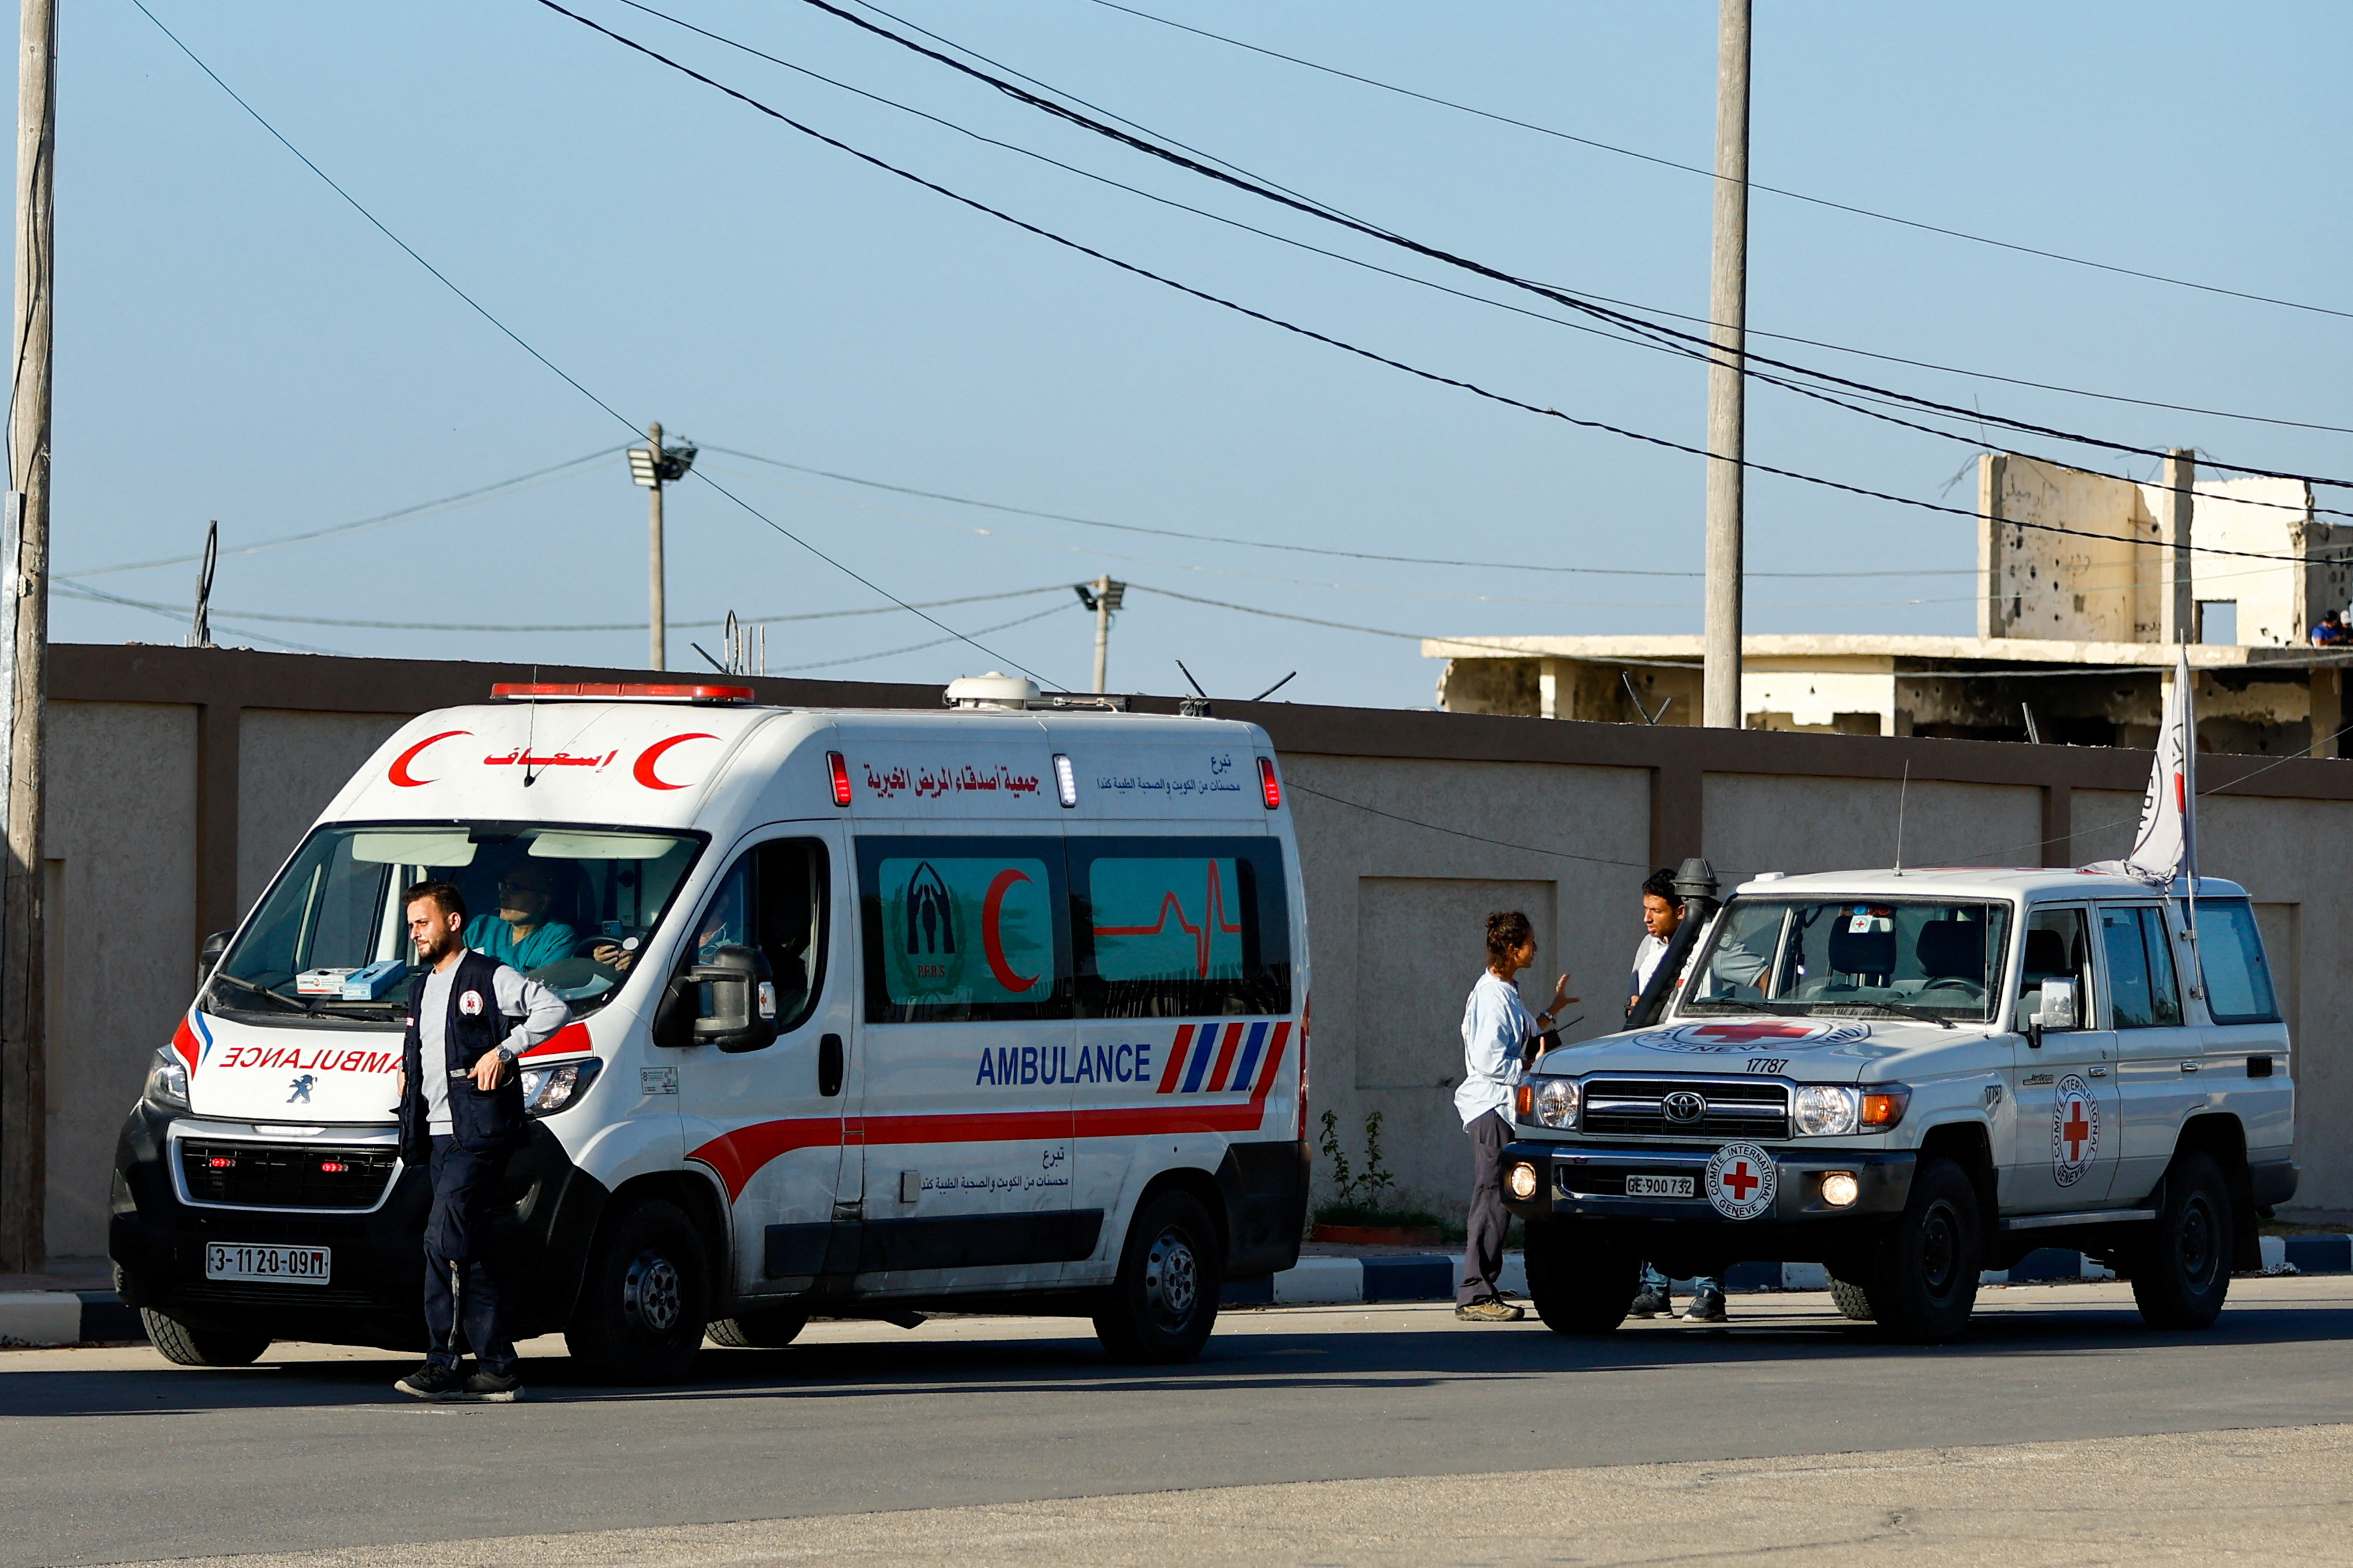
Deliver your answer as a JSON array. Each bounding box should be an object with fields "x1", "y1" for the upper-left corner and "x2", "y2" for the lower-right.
[
  {"x1": 663, "y1": 839, "x2": 829, "y2": 1045},
  {"x1": 855, "y1": 836, "x2": 1072, "y2": 1022},
  {"x1": 1068, "y1": 837, "x2": 1293, "y2": 1018}
]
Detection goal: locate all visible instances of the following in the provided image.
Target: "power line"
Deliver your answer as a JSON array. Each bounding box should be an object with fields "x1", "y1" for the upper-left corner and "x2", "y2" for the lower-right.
[
  {"x1": 1080, "y1": 0, "x2": 2353, "y2": 328},
  {"x1": 523, "y1": 5, "x2": 2353, "y2": 574},
  {"x1": 792, "y1": 0, "x2": 2353, "y2": 510},
  {"x1": 128, "y1": 0, "x2": 1063, "y2": 689},
  {"x1": 57, "y1": 446, "x2": 624, "y2": 580}
]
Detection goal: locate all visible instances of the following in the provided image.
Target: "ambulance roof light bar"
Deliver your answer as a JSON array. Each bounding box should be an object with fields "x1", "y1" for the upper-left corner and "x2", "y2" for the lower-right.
[{"x1": 490, "y1": 682, "x2": 754, "y2": 704}]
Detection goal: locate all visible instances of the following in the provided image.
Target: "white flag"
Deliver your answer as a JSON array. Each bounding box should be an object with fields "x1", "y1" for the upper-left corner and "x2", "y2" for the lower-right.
[{"x1": 2089, "y1": 646, "x2": 2196, "y2": 886}]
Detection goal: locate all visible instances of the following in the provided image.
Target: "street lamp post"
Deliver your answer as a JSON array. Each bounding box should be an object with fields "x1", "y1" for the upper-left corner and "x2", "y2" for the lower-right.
[{"x1": 628, "y1": 423, "x2": 696, "y2": 671}]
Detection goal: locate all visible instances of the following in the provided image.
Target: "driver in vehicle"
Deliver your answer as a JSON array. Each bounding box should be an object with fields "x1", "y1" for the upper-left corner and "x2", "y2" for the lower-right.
[
  {"x1": 463, "y1": 861, "x2": 579, "y2": 973},
  {"x1": 593, "y1": 869, "x2": 745, "y2": 974}
]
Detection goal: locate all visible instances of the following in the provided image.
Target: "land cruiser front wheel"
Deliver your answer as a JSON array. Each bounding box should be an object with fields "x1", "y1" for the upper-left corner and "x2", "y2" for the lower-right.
[
  {"x1": 2126, "y1": 1151, "x2": 2233, "y2": 1330},
  {"x1": 1524, "y1": 1220, "x2": 1637, "y2": 1335},
  {"x1": 1863, "y1": 1157, "x2": 1981, "y2": 1344},
  {"x1": 1094, "y1": 1189, "x2": 1222, "y2": 1365}
]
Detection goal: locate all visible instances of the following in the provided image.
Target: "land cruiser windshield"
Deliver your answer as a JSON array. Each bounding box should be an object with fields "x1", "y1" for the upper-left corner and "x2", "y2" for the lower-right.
[
  {"x1": 207, "y1": 822, "x2": 704, "y2": 1026},
  {"x1": 1681, "y1": 897, "x2": 2013, "y2": 1024}
]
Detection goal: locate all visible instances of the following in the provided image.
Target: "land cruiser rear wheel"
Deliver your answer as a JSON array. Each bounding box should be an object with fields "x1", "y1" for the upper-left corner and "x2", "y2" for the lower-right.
[
  {"x1": 565, "y1": 1197, "x2": 710, "y2": 1383},
  {"x1": 142, "y1": 1309, "x2": 270, "y2": 1367},
  {"x1": 1524, "y1": 1220, "x2": 1637, "y2": 1336},
  {"x1": 2126, "y1": 1151, "x2": 2233, "y2": 1330},
  {"x1": 1095, "y1": 1189, "x2": 1223, "y2": 1365},
  {"x1": 1826, "y1": 1274, "x2": 1875, "y2": 1321},
  {"x1": 706, "y1": 1309, "x2": 809, "y2": 1349},
  {"x1": 1862, "y1": 1157, "x2": 1980, "y2": 1344}
]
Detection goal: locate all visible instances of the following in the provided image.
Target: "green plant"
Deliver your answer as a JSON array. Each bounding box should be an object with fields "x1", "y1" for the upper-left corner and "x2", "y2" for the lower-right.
[{"x1": 1317, "y1": 1109, "x2": 1401, "y2": 1214}]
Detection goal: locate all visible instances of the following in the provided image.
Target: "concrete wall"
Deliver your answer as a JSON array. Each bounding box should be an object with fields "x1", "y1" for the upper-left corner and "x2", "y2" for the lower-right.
[{"x1": 22, "y1": 645, "x2": 2353, "y2": 1262}]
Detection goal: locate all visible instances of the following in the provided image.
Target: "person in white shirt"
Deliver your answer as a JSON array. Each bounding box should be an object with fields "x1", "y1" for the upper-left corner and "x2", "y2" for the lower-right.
[
  {"x1": 1455, "y1": 910, "x2": 1573, "y2": 1323},
  {"x1": 1624, "y1": 869, "x2": 1726, "y2": 1323}
]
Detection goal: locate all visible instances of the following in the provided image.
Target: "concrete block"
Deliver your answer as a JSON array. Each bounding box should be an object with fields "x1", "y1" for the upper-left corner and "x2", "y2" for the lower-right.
[
  {"x1": 1723, "y1": 1261, "x2": 1778, "y2": 1293},
  {"x1": 1497, "y1": 1254, "x2": 1527, "y2": 1297},
  {"x1": 1780, "y1": 1262, "x2": 1830, "y2": 1291},
  {"x1": 1362, "y1": 1256, "x2": 1453, "y2": 1302},
  {"x1": 2008, "y1": 1248, "x2": 2086, "y2": 1282},
  {"x1": 1221, "y1": 1275, "x2": 1274, "y2": 1305},
  {"x1": 2260, "y1": 1234, "x2": 2287, "y2": 1272},
  {"x1": 0, "y1": 1291, "x2": 86, "y2": 1347},
  {"x1": 1273, "y1": 1257, "x2": 1363, "y2": 1305},
  {"x1": 2283, "y1": 1234, "x2": 2352, "y2": 1274}
]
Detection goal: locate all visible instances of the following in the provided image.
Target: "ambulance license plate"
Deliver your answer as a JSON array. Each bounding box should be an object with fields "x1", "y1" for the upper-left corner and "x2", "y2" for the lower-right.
[
  {"x1": 1625, "y1": 1175, "x2": 1696, "y2": 1199},
  {"x1": 205, "y1": 1244, "x2": 331, "y2": 1285}
]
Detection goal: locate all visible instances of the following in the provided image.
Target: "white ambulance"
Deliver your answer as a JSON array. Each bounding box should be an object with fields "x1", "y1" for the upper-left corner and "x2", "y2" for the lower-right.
[{"x1": 112, "y1": 676, "x2": 1310, "y2": 1381}]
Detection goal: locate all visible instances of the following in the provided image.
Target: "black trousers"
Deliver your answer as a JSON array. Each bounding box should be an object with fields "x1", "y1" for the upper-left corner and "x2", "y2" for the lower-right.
[
  {"x1": 1458, "y1": 1109, "x2": 1512, "y2": 1305},
  {"x1": 422, "y1": 1135, "x2": 517, "y2": 1373}
]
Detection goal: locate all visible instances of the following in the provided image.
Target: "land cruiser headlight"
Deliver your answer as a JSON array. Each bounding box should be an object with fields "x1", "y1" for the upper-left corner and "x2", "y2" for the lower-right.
[
  {"x1": 1791, "y1": 1085, "x2": 1859, "y2": 1137},
  {"x1": 142, "y1": 1047, "x2": 191, "y2": 1115},
  {"x1": 521, "y1": 1057, "x2": 601, "y2": 1117},
  {"x1": 1535, "y1": 1078, "x2": 1578, "y2": 1129}
]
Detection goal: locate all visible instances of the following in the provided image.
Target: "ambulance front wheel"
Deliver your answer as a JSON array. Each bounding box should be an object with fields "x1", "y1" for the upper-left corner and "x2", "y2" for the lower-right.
[
  {"x1": 1094, "y1": 1188, "x2": 1222, "y2": 1365},
  {"x1": 142, "y1": 1309, "x2": 269, "y2": 1367},
  {"x1": 1522, "y1": 1219, "x2": 1637, "y2": 1335},
  {"x1": 565, "y1": 1196, "x2": 710, "y2": 1383}
]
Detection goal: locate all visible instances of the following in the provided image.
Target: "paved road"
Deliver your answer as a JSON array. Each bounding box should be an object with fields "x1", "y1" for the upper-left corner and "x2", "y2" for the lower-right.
[{"x1": 7, "y1": 1276, "x2": 2353, "y2": 1567}]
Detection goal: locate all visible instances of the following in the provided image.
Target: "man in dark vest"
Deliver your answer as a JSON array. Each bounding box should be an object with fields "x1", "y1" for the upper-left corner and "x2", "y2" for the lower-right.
[{"x1": 393, "y1": 879, "x2": 568, "y2": 1402}]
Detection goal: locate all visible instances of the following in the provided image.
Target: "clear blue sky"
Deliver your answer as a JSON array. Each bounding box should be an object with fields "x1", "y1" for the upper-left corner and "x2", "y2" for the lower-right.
[{"x1": 41, "y1": 1, "x2": 2352, "y2": 704}]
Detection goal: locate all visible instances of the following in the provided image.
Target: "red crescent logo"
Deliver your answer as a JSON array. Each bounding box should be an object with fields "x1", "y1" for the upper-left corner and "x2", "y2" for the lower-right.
[
  {"x1": 633, "y1": 732, "x2": 719, "y2": 790},
  {"x1": 389, "y1": 730, "x2": 470, "y2": 787},
  {"x1": 981, "y1": 868, "x2": 1039, "y2": 993}
]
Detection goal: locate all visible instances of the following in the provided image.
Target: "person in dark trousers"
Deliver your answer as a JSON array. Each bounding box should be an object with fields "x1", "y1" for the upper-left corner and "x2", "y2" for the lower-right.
[
  {"x1": 1623, "y1": 869, "x2": 1728, "y2": 1324},
  {"x1": 1455, "y1": 910, "x2": 1573, "y2": 1323},
  {"x1": 393, "y1": 880, "x2": 568, "y2": 1403}
]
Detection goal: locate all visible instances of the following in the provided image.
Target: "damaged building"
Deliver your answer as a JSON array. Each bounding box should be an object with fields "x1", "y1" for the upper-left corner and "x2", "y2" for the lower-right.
[{"x1": 1428, "y1": 453, "x2": 2353, "y2": 756}]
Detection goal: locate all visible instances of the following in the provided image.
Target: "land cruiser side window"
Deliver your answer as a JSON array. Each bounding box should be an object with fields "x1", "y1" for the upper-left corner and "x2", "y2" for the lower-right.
[
  {"x1": 2198, "y1": 899, "x2": 2281, "y2": 1024},
  {"x1": 2021, "y1": 907, "x2": 2092, "y2": 1026},
  {"x1": 2098, "y1": 905, "x2": 2181, "y2": 1028}
]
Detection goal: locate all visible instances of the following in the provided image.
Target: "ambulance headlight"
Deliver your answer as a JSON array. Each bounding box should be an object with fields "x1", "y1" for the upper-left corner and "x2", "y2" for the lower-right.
[
  {"x1": 1535, "y1": 1079, "x2": 1578, "y2": 1129},
  {"x1": 522, "y1": 1057, "x2": 602, "y2": 1117},
  {"x1": 142, "y1": 1048, "x2": 191, "y2": 1115},
  {"x1": 1791, "y1": 1085, "x2": 1859, "y2": 1137}
]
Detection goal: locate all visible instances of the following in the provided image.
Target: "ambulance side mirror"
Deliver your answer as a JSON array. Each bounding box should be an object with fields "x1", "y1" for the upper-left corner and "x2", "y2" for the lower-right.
[
  {"x1": 196, "y1": 929, "x2": 231, "y2": 993},
  {"x1": 689, "y1": 944, "x2": 779, "y2": 1053}
]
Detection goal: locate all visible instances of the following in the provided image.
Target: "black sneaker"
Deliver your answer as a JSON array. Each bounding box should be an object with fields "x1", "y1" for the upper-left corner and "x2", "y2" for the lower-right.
[
  {"x1": 1628, "y1": 1283, "x2": 1669, "y2": 1319},
  {"x1": 462, "y1": 1367, "x2": 522, "y2": 1403},
  {"x1": 1681, "y1": 1284, "x2": 1728, "y2": 1323},
  {"x1": 395, "y1": 1361, "x2": 464, "y2": 1401}
]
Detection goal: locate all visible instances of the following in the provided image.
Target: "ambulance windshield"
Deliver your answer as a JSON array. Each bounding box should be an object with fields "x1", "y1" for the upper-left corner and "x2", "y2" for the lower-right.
[
  {"x1": 205, "y1": 822, "x2": 704, "y2": 1025},
  {"x1": 1681, "y1": 898, "x2": 2013, "y2": 1024}
]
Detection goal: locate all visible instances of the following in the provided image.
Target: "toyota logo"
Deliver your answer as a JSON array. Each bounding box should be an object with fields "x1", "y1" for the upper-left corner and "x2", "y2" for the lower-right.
[{"x1": 1662, "y1": 1091, "x2": 1708, "y2": 1124}]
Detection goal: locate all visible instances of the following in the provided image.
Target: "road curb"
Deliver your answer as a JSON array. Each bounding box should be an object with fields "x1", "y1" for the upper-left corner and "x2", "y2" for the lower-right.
[
  {"x1": 1227, "y1": 1233, "x2": 2336, "y2": 1307},
  {"x1": 0, "y1": 1291, "x2": 141, "y2": 1347}
]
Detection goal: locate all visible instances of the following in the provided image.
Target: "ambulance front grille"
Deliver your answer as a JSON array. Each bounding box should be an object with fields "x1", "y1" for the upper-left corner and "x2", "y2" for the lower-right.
[
  {"x1": 1578, "y1": 1079, "x2": 1790, "y2": 1139},
  {"x1": 179, "y1": 1140, "x2": 399, "y2": 1210}
]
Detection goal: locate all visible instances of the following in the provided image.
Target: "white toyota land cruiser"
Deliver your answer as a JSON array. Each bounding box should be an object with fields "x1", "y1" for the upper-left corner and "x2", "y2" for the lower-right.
[{"x1": 1498, "y1": 864, "x2": 2295, "y2": 1343}]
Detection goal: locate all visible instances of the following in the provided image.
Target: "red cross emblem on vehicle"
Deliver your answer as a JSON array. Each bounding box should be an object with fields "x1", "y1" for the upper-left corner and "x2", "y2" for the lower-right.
[
  {"x1": 1687, "y1": 1021, "x2": 1816, "y2": 1044},
  {"x1": 2061, "y1": 1098, "x2": 2091, "y2": 1163},
  {"x1": 1722, "y1": 1161, "x2": 1760, "y2": 1200}
]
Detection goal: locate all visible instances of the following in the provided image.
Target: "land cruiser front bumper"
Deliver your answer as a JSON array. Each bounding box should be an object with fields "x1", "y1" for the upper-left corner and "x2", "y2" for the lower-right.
[{"x1": 1499, "y1": 1139, "x2": 1916, "y2": 1226}]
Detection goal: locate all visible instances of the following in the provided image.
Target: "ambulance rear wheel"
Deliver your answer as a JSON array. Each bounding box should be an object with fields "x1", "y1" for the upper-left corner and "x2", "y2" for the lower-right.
[
  {"x1": 1862, "y1": 1157, "x2": 1981, "y2": 1344},
  {"x1": 566, "y1": 1196, "x2": 710, "y2": 1383},
  {"x1": 706, "y1": 1309, "x2": 808, "y2": 1349},
  {"x1": 2126, "y1": 1151, "x2": 2233, "y2": 1331},
  {"x1": 142, "y1": 1309, "x2": 270, "y2": 1367},
  {"x1": 1095, "y1": 1189, "x2": 1222, "y2": 1365},
  {"x1": 1524, "y1": 1220, "x2": 1638, "y2": 1335}
]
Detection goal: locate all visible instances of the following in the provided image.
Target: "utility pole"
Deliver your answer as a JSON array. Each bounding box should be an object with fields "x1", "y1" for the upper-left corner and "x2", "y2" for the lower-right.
[
  {"x1": 645, "y1": 421, "x2": 666, "y2": 671},
  {"x1": 627, "y1": 424, "x2": 696, "y2": 672},
  {"x1": 1702, "y1": 0, "x2": 1750, "y2": 729},
  {"x1": 2161, "y1": 447, "x2": 2195, "y2": 644},
  {"x1": 0, "y1": 0, "x2": 55, "y2": 1272},
  {"x1": 1073, "y1": 575, "x2": 1125, "y2": 693}
]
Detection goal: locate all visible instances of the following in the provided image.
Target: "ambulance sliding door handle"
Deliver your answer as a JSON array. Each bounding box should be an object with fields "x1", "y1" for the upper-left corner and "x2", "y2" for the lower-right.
[{"x1": 819, "y1": 1034, "x2": 845, "y2": 1097}]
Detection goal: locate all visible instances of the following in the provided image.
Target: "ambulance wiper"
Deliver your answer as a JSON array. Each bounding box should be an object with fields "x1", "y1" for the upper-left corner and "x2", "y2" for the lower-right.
[
  {"x1": 207, "y1": 972, "x2": 311, "y2": 1014},
  {"x1": 1817, "y1": 1000, "x2": 1954, "y2": 1030}
]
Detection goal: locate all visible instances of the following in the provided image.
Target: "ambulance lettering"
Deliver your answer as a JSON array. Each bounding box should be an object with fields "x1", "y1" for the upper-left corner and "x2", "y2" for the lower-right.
[{"x1": 974, "y1": 1040, "x2": 1158, "y2": 1086}]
